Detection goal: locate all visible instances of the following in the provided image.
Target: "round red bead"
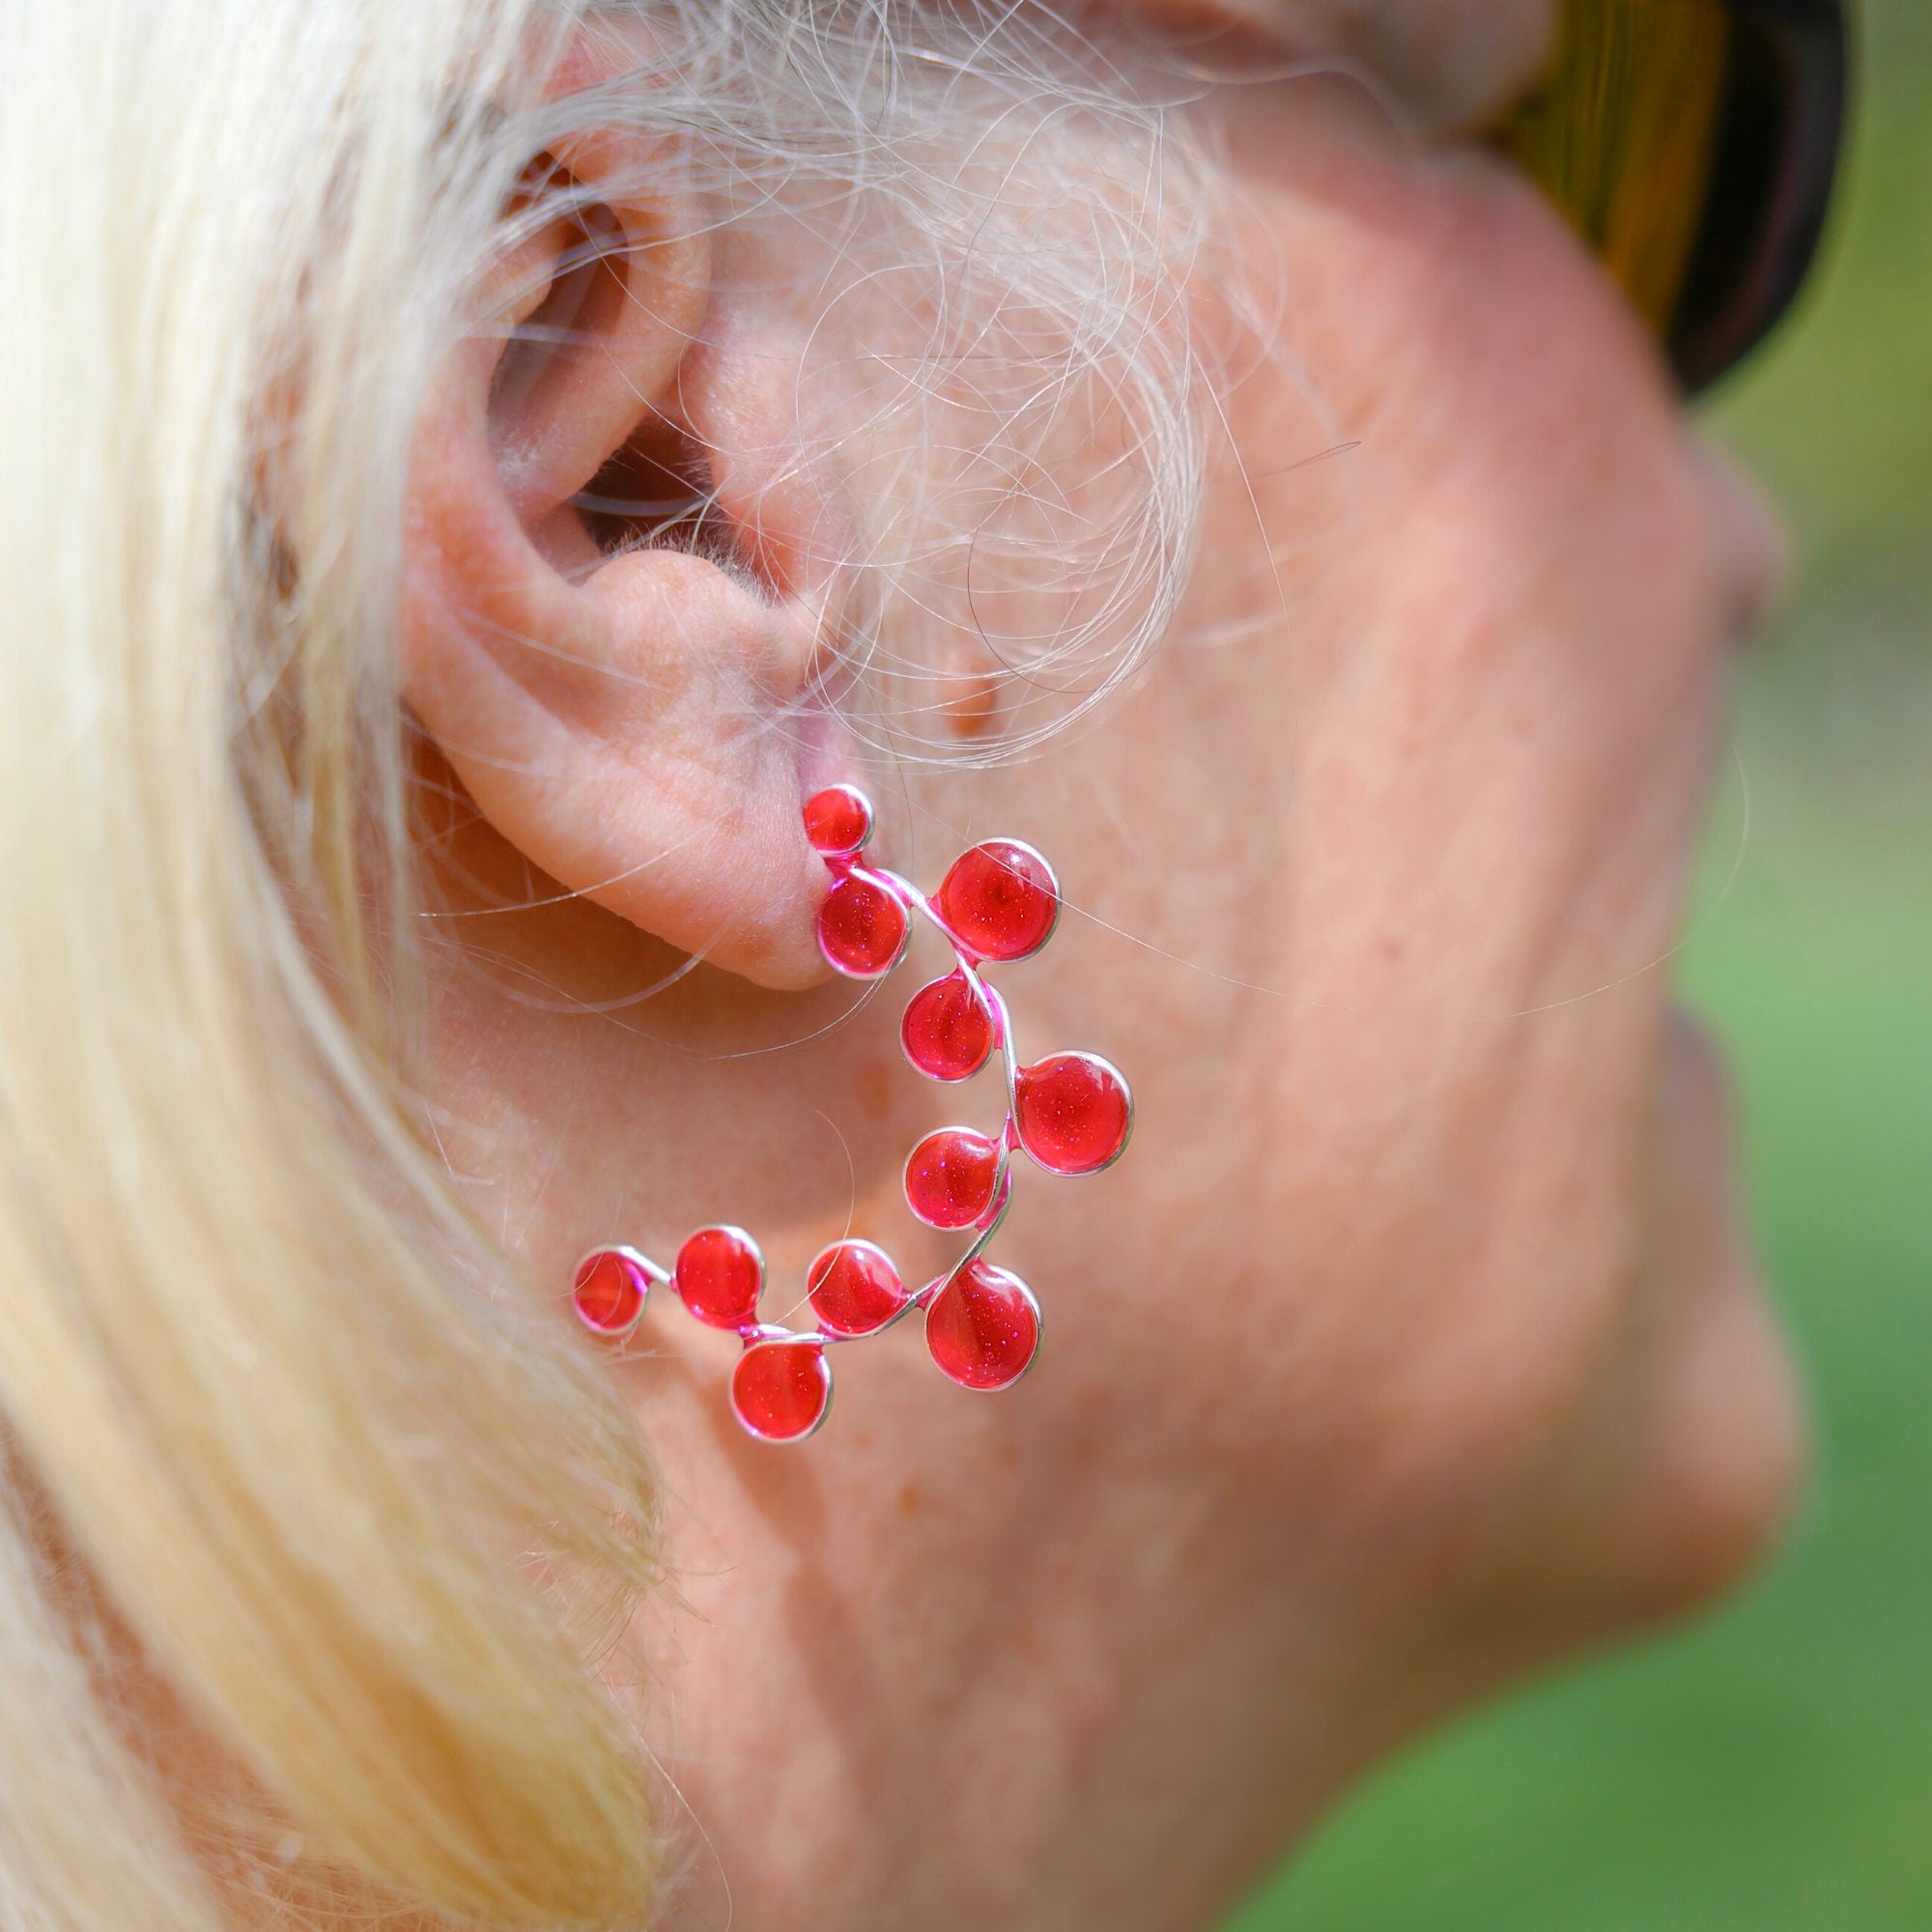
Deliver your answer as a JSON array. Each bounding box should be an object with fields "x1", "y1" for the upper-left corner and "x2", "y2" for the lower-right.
[
  {"x1": 674, "y1": 1225, "x2": 764, "y2": 1329},
  {"x1": 900, "y1": 970, "x2": 995, "y2": 1081},
  {"x1": 924, "y1": 1260, "x2": 1040, "y2": 1392},
  {"x1": 807, "y1": 1238, "x2": 910, "y2": 1338},
  {"x1": 904, "y1": 1127, "x2": 1003, "y2": 1230},
  {"x1": 934, "y1": 839, "x2": 1059, "y2": 962},
  {"x1": 571, "y1": 1247, "x2": 650, "y2": 1337},
  {"x1": 1014, "y1": 1052, "x2": 1132, "y2": 1176},
  {"x1": 817, "y1": 873, "x2": 910, "y2": 978},
  {"x1": 803, "y1": 784, "x2": 873, "y2": 857},
  {"x1": 731, "y1": 1338, "x2": 832, "y2": 1442}
]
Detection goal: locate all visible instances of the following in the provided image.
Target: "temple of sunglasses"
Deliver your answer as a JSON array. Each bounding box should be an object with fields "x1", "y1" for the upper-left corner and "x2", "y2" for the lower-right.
[{"x1": 1496, "y1": 0, "x2": 1850, "y2": 392}]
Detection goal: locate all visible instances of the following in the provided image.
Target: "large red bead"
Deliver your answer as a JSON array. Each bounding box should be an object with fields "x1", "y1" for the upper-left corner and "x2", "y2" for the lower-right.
[
  {"x1": 924, "y1": 1260, "x2": 1040, "y2": 1392},
  {"x1": 803, "y1": 784, "x2": 873, "y2": 857},
  {"x1": 933, "y1": 839, "x2": 1059, "y2": 962},
  {"x1": 900, "y1": 970, "x2": 995, "y2": 1081},
  {"x1": 1014, "y1": 1052, "x2": 1132, "y2": 1176},
  {"x1": 817, "y1": 873, "x2": 910, "y2": 979},
  {"x1": 807, "y1": 1238, "x2": 910, "y2": 1338},
  {"x1": 904, "y1": 1127, "x2": 1003, "y2": 1230},
  {"x1": 571, "y1": 1247, "x2": 650, "y2": 1337},
  {"x1": 731, "y1": 1338, "x2": 832, "y2": 1442},
  {"x1": 674, "y1": 1225, "x2": 764, "y2": 1329}
]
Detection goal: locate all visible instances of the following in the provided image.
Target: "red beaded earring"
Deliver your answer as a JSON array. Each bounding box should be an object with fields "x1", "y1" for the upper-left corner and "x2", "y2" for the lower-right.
[{"x1": 569, "y1": 786, "x2": 1131, "y2": 1442}]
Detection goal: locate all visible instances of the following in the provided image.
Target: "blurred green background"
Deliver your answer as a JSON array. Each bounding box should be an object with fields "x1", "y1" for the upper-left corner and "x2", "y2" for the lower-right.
[{"x1": 1232, "y1": 2, "x2": 1932, "y2": 1926}]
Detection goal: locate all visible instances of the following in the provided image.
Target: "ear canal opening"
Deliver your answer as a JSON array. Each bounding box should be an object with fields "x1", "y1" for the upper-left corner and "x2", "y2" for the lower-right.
[{"x1": 574, "y1": 412, "x2": 737, "y2": 568}]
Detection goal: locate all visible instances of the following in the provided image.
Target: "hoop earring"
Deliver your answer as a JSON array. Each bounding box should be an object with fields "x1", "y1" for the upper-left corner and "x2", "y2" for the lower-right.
[{"x1": 569, "y1": 787, "x2": 1132, "y2": 1442}]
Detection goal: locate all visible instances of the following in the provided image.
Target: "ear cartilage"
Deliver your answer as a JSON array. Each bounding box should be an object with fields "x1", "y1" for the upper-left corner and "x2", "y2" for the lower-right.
[{"x1": 569, "y1": 786, "x2": 1132, "y2": 1442}]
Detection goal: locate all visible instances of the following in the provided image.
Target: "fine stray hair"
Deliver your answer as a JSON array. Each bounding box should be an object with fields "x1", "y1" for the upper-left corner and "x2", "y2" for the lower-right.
[{"x1": 0, "y1": 1, "x2": 1206, "y2": 1927}]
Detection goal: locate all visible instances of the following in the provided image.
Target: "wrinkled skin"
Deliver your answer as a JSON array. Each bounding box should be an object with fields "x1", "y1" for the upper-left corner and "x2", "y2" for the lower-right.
[{"x1": 414, "y1": 43, "x2": 1804, "y2": 1932}]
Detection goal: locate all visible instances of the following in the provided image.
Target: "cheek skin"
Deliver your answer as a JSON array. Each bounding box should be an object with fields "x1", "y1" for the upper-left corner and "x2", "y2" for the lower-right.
[{"x1": 1004, "y1": 95, "x2": 1795, "y2": 1639}]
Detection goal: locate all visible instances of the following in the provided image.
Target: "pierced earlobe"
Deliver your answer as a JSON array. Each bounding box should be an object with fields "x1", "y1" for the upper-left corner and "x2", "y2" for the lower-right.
[{"x1": 401, "y1": 136, "x2": 839, "y2": 987}]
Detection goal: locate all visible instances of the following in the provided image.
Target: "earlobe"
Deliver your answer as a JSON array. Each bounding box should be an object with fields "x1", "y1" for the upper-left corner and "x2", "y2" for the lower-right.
[{"x1": 402, "y1": 128, "x2": 841, "y2": 991}]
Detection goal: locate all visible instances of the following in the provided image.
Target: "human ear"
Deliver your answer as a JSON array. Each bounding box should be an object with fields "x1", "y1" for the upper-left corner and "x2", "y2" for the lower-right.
[{"x1": 402, "y1": 122, "x2": 839, "y2": 990}]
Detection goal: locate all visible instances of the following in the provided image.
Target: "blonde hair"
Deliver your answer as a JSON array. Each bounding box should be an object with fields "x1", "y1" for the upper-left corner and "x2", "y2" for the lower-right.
[{"x1": 0, "y1": 3, "x2": 1202, "y2": 1926}]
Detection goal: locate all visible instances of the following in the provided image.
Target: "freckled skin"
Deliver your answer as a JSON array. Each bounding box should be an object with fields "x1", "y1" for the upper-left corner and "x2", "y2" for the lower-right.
[
  {"x1": 419, "y1": 64, "x2": 1801, "y2": 1932},
  {"x1": 852, "y1": 1050, "x2": 898, "y2": 1127}
]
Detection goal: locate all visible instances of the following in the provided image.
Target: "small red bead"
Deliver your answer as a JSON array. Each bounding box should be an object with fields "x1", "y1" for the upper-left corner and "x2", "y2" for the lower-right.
[
  {"x1": 674, "y1": 1225, "x2": 764, "y2": 1329},
  {"x1": 934, "y1": 839, "x2": 1059, "y2": 962},
  {"x1": 817, "y1": 873, "x2": 910, "y2": 979},
  {"x1": 807, "y1": 1238, "x2": 910, "y2": 1338},
  {"x1": 1014, "y1": 1052, "x2": 1132, "y2": 1176},
  {"x1": 904, "y1": 1127, "x2": 1003, "y2": 1230},
  {"x1": 731, "y1": 1338, "x2": 832, "y2": 1441},
  {"x1": 900, "y1": 970, "x2": 995, "y2": 1081},
  {"x1": 803, "y1": 784, "x2": 873, "y2": 857},
  {"x1": 924, "y1": 1260, "x2": 1040, "y2": 1392},
  {"x1": 571, "y1": 1247, "x2": 650, "y2": 1337}
]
